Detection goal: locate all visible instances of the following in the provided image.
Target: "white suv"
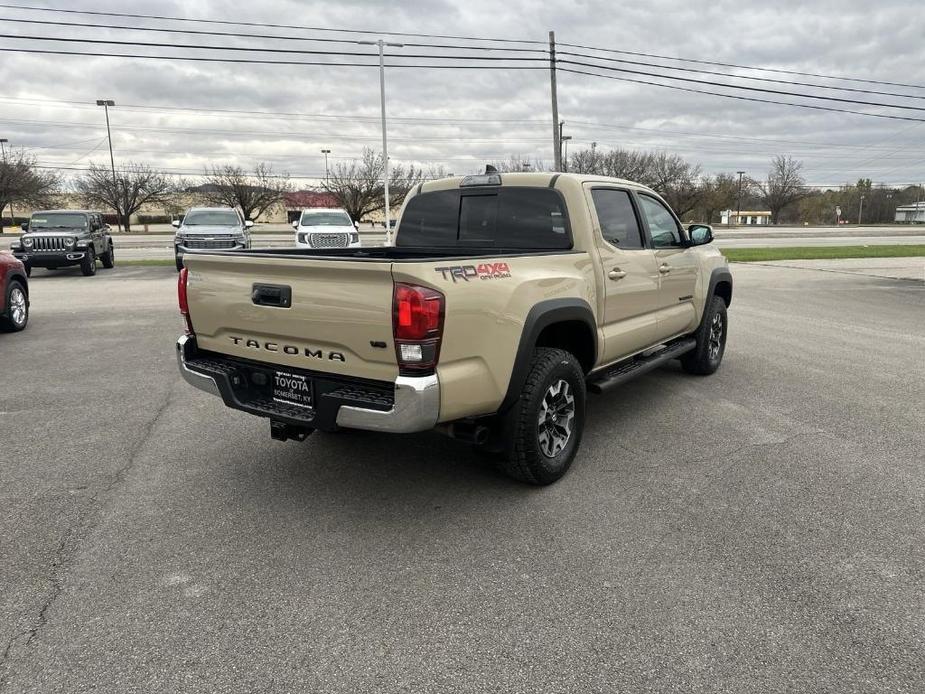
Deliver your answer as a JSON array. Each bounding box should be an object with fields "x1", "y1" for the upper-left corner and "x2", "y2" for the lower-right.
[{"x1": 292, "y1": 208, "x2": 360, "y2": 249}]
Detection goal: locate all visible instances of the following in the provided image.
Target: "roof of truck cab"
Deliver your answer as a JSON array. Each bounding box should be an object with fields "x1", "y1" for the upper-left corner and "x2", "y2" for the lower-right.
[
  {"x1": 417, "y1": 172, "x2": 656, "y2": 195},
  {"x1": 31, "y1": 210, "x2": 95, "y2": 215},
  {"x1": 184, "y1": 207, "x2": 239, "y2": 213}
]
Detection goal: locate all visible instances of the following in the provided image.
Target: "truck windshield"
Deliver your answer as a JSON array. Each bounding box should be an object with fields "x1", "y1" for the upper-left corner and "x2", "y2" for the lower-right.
[
  {"x1": 300, "y1": 212, "x2": 352, "y2": 226},
  {"x1": 397, "y1": 188, "x2": 571, "y2": 249},
  {"x1": 29, "y1": 213, "x2": 88, "y2": 229},
  {"x1": 183, "y1": 211, "x2": 241, "y2": 226}
]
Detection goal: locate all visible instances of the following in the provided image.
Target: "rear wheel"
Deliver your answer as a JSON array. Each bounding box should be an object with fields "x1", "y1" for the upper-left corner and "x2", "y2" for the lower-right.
[
  {"x1": 81, "y1": 248, "x2": 97, "y2": 276},
  {"x1": 497, "y1": 347, "x2": 585, "y2": 485},
  {"x1": 1, "y1": 280, "x2": 28, "y2": 332},
  {"x1": 100, "y1": 243, "x2": 115, "y2": 268},
  {"x1": 681, "y1": 295, "x2": 727, "y2": 375}
]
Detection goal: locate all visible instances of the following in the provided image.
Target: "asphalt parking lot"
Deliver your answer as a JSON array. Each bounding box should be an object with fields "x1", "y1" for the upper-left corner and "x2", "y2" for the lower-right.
[{"x1": 1, "y1": 262, "x2": 923, "y2": 692}]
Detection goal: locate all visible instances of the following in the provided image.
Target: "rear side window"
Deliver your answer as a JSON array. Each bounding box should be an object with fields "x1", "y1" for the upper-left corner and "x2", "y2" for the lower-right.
[
  {"x1": 590, "y1": 189, "x2": 644, "y2": 249},
  {"x1": 398, "y1": 188, "x2": 571, "y2": 249}
]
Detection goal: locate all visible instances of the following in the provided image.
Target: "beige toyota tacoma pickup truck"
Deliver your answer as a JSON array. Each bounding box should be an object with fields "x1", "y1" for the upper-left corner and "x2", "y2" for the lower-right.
[{"x1": 176, "y1": 172, "x2": 732, "y2": 484}]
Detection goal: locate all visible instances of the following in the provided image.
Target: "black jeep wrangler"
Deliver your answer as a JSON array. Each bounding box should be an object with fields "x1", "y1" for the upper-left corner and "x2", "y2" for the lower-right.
[{"x1": 11, "y1": 210, "x2": 115, "y2": 277}]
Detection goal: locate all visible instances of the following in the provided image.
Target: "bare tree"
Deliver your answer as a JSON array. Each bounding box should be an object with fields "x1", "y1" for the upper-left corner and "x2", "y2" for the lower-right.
[
  {"x1": 486, "y1": 155, "x2": 549, "y2": 173},
  {"x1": 757, "y1": 155, "x2": 806, "y2": 223},
  {"x1": 0, "y1": 149, "x2": 60, "y2": 232},
  {"x1": 200, "y1": 163, "x2": 290, "y2": 222},
  {"x1": 323, "y1": 148, "x2": 423, "y2": 222},
  {"x1": 698, "y1": 173, "x2": 743, "y2": 223},
  {"x1": 74, "y1": 162, "x2": 175, "y2": 232}
]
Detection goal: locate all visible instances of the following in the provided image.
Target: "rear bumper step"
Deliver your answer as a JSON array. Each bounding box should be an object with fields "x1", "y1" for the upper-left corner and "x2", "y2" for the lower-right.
[
  {"x1": 176, "y1": 335, "x2": 440, "y2": 434},
  {"x1": 587, "y1": 338, "x2": 697, "y2": 394}
]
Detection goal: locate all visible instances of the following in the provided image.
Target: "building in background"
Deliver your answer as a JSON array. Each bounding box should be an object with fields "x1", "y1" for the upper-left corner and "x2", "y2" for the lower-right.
[
  {"x1": 720, "y1": 209, "x2": 772, "y2": 225},
  {"x1": 894, "y1": 202, "x2": 925, "y2": 223}
]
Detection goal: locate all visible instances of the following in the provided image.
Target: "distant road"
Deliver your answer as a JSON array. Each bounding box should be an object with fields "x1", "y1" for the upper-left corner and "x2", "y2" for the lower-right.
[{"x1": 3, "y1": 225, "x2": 923, "y2": 259}]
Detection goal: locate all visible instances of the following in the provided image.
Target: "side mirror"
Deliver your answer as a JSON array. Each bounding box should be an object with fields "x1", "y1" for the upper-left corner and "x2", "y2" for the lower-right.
[
  {"x1": 20, "y1": 221, "x2": 28, "y2": 231},
  {"x1": 291, "y1": 220, "x2": 299, "y2": 229},
  {"x1": 171, "y1": 219, "x2": 180, "y2": 228},
  {"x1": 244, "y1": 220, "x2": 254, "y2": 228},
  {"x1": 687, "y1": 224, "x2": 713, "y2": 246}
]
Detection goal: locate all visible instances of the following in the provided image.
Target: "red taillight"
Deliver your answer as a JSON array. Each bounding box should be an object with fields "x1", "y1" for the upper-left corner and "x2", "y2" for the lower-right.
[
  {"x1": 178, "y1": 267, "x2": 193, "y2": 334},
  {"x1": 392, "y1": 283, "x2": 444, "y2": 374}
]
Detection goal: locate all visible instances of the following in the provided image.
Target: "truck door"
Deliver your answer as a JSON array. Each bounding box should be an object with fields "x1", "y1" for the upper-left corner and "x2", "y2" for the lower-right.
[
  {"x1": 635, "y1": 193, "x2": 699, "y2": 339},
  {"x1": 585, "y1": 186, "x2": 660, "y2": 363}
]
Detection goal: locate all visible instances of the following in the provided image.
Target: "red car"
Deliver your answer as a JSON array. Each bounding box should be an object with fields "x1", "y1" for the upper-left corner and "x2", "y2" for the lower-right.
[{"x1": 0, "y1": 252, "x2": 29, "y2": 332}]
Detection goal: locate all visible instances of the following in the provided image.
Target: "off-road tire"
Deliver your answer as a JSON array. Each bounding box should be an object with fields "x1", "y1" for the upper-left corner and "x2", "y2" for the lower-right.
[
  {"x1": 81, "y1": 248, "x2": 97, "y2": 276},
  {"x1": 100, "y1": 243, "x2": 115, "y2": 268},
  {"x1": 498, "y1": 347, "x2": 586, "y2": 485},
  {"x1": 681, "y1": 295, "x2": 727, "y2": 375},
  {"x1": 0, "y1": 280, "x2": 28, "y2": 332}
]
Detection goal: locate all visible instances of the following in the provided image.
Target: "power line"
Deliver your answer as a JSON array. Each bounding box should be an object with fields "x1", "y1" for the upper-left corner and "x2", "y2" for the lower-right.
[
  {"x1": 0, "y1": 16, "x2": 549, "y2": 53},
  {"x1": 0, "y1": 33, "x2": 549, "y2": 62},
  {"x1": 558, "y1": 60, "x2": 925, "y2": 113},
  {"x1": 557, "y1": 49, "x2": 925, "y2": 101},
  {"x1": 0, "y1": 46, "x2": 548, "y2": 70},
  {"x1": 0, "y1": 3, "x2": 545, "y2": 44},
  {"x1": 557, "y1": 41, "x2": 925, "y2": 91},
  {"x1": 0, "y1": 116, "x2": 552, "y2": 142},
  {"x1": 560, "y1": 68, "x2": 925, "y2": 123}
]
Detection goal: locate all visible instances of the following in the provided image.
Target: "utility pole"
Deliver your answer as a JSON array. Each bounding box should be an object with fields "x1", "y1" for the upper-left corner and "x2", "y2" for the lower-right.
[
  {"x1": 858, "y1": 194, "x2": 865, "y2": 225},
  {"x1": 735, "y1": 171, "x2": 746, "y2": 225},
  {"x1": 96, "y1": 99, "x2": 119, "y2": 230},
  {"x1": 549, "y1": 31, "x2": 561, "y2": 172},
  {"x1": 321, "y1": 149, "x2": 331, "y2": 185},
  {"x1": 358, "y1": 39, "x2": 402, "y2": 244},
  {"x1": 561, "y1": 135, "x2": 572, "y2": 172}
]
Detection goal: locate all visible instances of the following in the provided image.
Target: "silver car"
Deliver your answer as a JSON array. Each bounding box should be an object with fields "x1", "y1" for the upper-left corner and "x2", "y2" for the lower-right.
[{"x1": 173, "y1": 207, "x2": 253, "y2": 271}]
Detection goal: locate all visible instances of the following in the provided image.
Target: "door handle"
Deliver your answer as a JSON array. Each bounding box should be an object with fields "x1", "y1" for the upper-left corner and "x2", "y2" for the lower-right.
[
  {"x1": 608, "y1": 268, "x2": 627, "y2": 280},
  {"x1": 658, "y1": 264, "x2": 672, "y2": 274}
]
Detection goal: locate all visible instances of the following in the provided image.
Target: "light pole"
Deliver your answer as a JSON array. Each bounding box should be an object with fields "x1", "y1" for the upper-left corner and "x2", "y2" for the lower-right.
[
  {"x1": 1, "y1": 138, "x2": 13, "y2": 225},
  {"x1": 320, "y1": 149, "x2": 331, "y2": 185},
  {"x1": 735, "y1": 171, "x2": 746, "y2": 225},
  {"x1": 858, "y1": 194, "x2": 865, "y2": 225},
  {"x1": 96, "y1": 99, "x2": 119, "y2": 230},
  {"x1": 358, "y1": 39, "x2": 403, "y2": 244}
]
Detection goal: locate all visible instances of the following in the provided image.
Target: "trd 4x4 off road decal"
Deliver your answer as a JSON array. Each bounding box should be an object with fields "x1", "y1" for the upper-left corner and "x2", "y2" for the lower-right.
[{"x1": 434, "y1": 262, "x2": 511, "y2": 282}]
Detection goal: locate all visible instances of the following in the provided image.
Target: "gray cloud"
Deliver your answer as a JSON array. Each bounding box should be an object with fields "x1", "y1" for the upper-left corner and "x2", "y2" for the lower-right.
[{"x1": 2, "y1": 0, "x2": 923, "y2": 187}]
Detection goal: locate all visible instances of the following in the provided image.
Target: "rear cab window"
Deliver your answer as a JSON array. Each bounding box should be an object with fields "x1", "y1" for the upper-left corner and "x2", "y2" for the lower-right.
[{"x1": 397, "y1": 187, "x2": 571, "y2": 249}]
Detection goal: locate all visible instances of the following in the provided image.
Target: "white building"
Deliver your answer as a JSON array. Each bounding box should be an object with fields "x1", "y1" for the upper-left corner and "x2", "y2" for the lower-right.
[
  {"x1": 894, "y1": 202, "x2": 925, "y2": 223},
  {"x1": 720, "y1": 209, "x2": 772, "y2": 225}
]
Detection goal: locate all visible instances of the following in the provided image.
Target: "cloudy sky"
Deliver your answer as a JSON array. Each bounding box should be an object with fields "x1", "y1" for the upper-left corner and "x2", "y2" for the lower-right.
[{"x1": 2, "y1": 0, "x2": 923, "y2": 189}]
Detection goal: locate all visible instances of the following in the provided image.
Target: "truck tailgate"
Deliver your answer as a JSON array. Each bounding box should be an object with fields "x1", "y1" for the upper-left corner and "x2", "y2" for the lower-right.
[{"x1": 183, "y1": 253, "x2": 399, "y2": 382}]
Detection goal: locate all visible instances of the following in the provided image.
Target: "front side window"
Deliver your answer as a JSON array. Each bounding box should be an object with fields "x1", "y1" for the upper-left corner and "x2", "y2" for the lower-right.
[
  {"x1": 183, "y1": 210, "x2": 241, "y2": 226},
  {"x1": 638, "y1": 195, "x2": 682, "y2": 248},
  {"x1": 29, "y1": 213, "x2": 88, "y2": 229},
  {"x1": 590, "y1": 189, "x2": 644, "y2": 249},
  {"x1": 300, "y1": 212, "x2": 352, "y2": 227}
]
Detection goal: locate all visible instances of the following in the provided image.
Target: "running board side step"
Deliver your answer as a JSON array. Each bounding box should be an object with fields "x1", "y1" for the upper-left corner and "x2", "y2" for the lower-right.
[{"x1": 587, "y1": 338, "x2": 697, "y2": 394}]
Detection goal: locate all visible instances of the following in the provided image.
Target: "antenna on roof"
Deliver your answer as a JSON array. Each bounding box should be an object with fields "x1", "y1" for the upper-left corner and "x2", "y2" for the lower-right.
[{"x1": 485, "y1": 164, "x2": 498, "y2": 174}]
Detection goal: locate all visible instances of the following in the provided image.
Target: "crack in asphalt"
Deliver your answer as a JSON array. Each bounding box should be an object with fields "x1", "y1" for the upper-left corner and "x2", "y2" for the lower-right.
[{"x1": 0, "y1": 380, "x2": 178, "y2": 690}]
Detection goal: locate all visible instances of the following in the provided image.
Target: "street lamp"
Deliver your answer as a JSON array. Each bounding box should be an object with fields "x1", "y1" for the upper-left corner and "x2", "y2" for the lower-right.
[
  {"x1": 858, "y1": 194, "x2": 865, "y2": 225},
  {"x1": 357, "y1": 39, "x2": 403, "y2": 244},
  {"x1": 735, "y1": 171, "x2": 746, "y2": 225},
  {"x1": 96, "y1": 99, "x2": 119, "y2": 230},
  {"x1": 0, "y1": 138, "x2": 10, "y2": 225},
  {"x1": 320, "y1": 149, "x2": 331, "y2": 185}
]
